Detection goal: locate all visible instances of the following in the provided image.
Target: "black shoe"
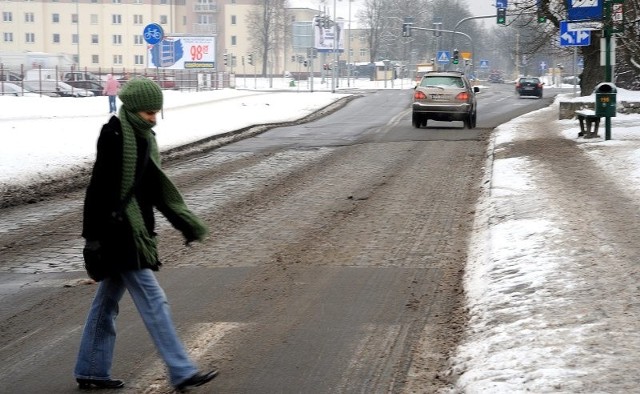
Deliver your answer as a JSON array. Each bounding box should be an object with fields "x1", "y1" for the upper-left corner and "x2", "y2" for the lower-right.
[
  {"x1": 175, "y1": 370, "x2": 219, "y2": 392},
  {"x1": 77, "y1": 378, "x2": 125, "y2": 389}
]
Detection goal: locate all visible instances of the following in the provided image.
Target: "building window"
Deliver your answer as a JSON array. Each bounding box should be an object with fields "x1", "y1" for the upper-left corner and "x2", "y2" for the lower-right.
[
  {"x1": 112, "y1": 35, "x2": 122, "y2": 44},
  {"x1": 134, "y1": 14, "x2": 143, "y2": 24},
  {"x1": 53, "y1": 33, "x2": 60, "y2": 43},
  {"x1": 25, "y1": 13, "x2": 34, "y2": 23},
  {"x1": 72, "y1": 14, "x2": 78, "y2": 24},
  {"x1": 52, "y1": 13, "x2": 59, "y2": 23},
  {"x1": 112, "y1": 0, "x2": 121, "y2": 3},
  {"x1": 92, "y1": 55, "x2": 99, "y2": 64},
  {"x1": 231, "y1": 15, "x2": 236, "y2": 25},
  {"x1": 25, "y1": 32, "x2": 35, "y2": 43},
  {"x1": 134, "y1": 34, "x2": 144, "y2": 45},
  {"x1": 91, "y1": 34, "x2": 99, "y2": 44},
  {"x1": 3, "y1": 32, "x2": 14, "y2": 42},
  {"x1": 90, "y1": 14, "x2": 98, "y2": 24},
  {"x1": 359, "y1": 48, "x2": 366, "y2": 57},
  {"x1": 112, "y1": 14, "x2": 122, "y2": 24},
  {"x1": 72, "y1": 33, "x2": 78, "y2": 44},
  {"x1": 231, "y1": 36, "x2": 237, "y2": 46},
  {"x1": 160, "y1": 0, "x2": 167, "y2": 4},
  {"x1": 3, "y1": 12, "x2": 13, "y2": 22},
  {"x1": 182, "y1": 16, "x2": 186, "y2": 26},
  {"x1": 91, "y1": 0, "x2": 98, "y2": 3},
  {"x1": 113, "y1": 55, "x2": 123, "y2": 65},
  {"x1": 134, "y1": 55, "x2": 144, "y2": 65},
  {"x1": 133, "y1": 0, "x2": 142, "y2": 4},
  {"x1": 160, "y1": 15, "x2": 167, "y2": 24}
]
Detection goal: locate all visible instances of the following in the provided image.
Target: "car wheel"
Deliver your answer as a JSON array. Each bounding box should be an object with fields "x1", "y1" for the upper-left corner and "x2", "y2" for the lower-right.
[
  {"x1": 464, "y1": 115, "x2": 472, "y2": 129},
  {"x1": 412, "y1": 113, "x2": 421, "y2": 128},
  {"x1": 471, "y1": 112, "x2": 477, "y2": 128}
]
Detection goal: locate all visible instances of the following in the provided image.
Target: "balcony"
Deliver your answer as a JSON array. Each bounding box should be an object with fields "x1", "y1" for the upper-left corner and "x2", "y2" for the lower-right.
[
  {"x1": 193, "y1": 3, "x2": 217, "y2": 12},
  {"x1": 192, "y1": 23, "x2": 217, "y2": 35}
]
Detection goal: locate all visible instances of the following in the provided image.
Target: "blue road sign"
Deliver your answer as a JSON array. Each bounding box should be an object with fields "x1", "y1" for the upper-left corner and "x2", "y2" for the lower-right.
[
  {"x1": 496, "y1": 0, "x2": 508, "y2": 8},
  {"x1": 567, "y1": 0, "x2": 603, "y2": 21},
  {"x1": 479, "y1": 60, "x2": 489, "y2": 68},
  {"x1": 560, "y1": 21, "x2": 591, "y2": 46},
  {"x1": 143, "y1": 23, "x2": 164, "y2": 45},
  {"x1": 436, "y1": 51, "x2": 450, "y2": 64}
]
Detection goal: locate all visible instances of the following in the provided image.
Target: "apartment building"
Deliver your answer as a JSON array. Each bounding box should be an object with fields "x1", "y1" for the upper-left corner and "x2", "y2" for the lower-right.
[{"x1": 0, "y1": 0, "x2": 369, "y2": 75}]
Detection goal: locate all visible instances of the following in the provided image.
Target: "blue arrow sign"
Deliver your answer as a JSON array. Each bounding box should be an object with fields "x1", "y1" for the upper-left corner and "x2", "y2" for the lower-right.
[
  {"x1": 496, "y1": 0, "x2": 508, "y2": 8},
  {"x1": 436, "y1": 51, "x2": 450, "y2": 64},
  {"x1": 566, "y1": 0, "x2": 603, "y2": 21},
  {"x1": 143, "y1": 23, "x2": 164, "y2": 45},
  {"x1": 560, "y1": 21, "x2": 591, "y2": 46},
  {"x1": 479, "y1": 60, "x2": 489, "y2": 68}
]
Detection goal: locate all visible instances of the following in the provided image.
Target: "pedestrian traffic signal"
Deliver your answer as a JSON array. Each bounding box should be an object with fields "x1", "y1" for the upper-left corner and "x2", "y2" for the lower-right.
[
  {"x1": 248, "y1": 53, "x2": 253, "y2": 66},
  {"x1": 223, "y1": 53, "x2": 228, "y2": 66},
  {"x1": 452, "y1": 49, "x2": 459, "y2": 65},
  {"x1": 314, "y1": 16, "x2": 321, "y2": 28},
  {"x1": 402, "y1": 23, "x2": 411, "y2": 37},
  {"x1": 497, "y1": 8, "x2": 506, "y2": 25}
]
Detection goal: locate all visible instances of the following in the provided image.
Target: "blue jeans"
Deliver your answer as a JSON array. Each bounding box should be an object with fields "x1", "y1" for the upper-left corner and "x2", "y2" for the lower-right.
[
  {"x1": 108, "y1": 95, "x2": 117, "y2": 113},
  {"x1": 74, "y1": 269, "x2": 198, "y2": 387}
]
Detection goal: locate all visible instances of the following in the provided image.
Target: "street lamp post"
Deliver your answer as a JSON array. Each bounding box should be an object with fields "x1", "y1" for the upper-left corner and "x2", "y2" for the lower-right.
[
  {"x1": 347, "y1": 0, "x2": 352, "y2": 87},
  {"x1": 331, "y1": 0, "x2": 337, "y2": 93}
]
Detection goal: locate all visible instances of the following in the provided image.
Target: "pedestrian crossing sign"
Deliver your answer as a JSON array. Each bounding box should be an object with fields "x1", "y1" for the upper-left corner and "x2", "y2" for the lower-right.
[{"x1": 436, "y1": 51, "x2": 450, "y2": 64}]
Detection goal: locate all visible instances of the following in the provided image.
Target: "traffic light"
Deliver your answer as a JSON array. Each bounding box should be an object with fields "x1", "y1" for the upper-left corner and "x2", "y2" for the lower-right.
[
  {"x1": 248, "y1": 53, "x2": 253, "y2": 66},
  {"x1": 402, "y1": 23, "x2": 411, "y2": 37},
  {"x1": 537, "y1": 10, "x2": 547, "y2": 23},
  {"x1": 452, "y1": 49, "x2": 459, "y2": 65},
  {"x1": 314, "y1": 16, "x2": 321, "y2": 28},
  {"x1": 497, "y1": 8, "x2": 506, "y2": 25},
  {"x1": 303, "y1": 60, "x2": 308, "y2": 67},
  {"x1": 223, "y1": 53, "x2": 228, "y2": 66}
]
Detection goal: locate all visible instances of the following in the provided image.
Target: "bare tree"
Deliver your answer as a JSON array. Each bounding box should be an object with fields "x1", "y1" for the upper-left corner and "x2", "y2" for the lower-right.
[{"x1": 246, "y1": 0, "x2": 289, "y2": 76}]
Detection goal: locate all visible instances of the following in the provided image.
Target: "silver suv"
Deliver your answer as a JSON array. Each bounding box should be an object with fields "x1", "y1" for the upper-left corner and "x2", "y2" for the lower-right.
[{"x1": 412, "y1": 71, "x2": 479, "y2": 129}]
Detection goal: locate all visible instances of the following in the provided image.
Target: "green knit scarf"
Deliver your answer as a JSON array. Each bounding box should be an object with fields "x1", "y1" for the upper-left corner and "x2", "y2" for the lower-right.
[{"x1": 118, "y1": 108, "x2": 209, "y2": 267}]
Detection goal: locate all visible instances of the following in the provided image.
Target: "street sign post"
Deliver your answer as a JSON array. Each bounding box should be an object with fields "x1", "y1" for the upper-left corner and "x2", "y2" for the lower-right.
[
  {"x1": 560, "y1": 21, "x2": 591, "y2": 46},
  {"x1": 143, "y1": 23, "x2": 164, "y2": 45},
  {"x1": 436, "y1": 51, "x2": 450, "y2": 64}
]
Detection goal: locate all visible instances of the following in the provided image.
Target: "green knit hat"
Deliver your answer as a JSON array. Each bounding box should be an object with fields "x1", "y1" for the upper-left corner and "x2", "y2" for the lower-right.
[{"x1": 118, "y1": 77, "x2": 163, "y2": 112}]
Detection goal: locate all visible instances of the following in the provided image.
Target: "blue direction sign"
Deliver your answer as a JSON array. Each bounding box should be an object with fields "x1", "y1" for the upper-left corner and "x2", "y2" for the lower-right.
[
  {"x1": 143, "y1": 23, "x2": 164, "y2": 45},
  {"x1": 560, "y1": 21, "x2": 591, "y2": 46},
  {"x1": 567, "y1": 0, "x2": 603, "y2": 21},
  {"x1": 436, "y1": 51, "x2": 450, "y2": 64},
  {"x1": 479, "y1": 60, "x2": 489, "y2": 68},
  {"x1": 496, "y1": 0, "x2": 508, "y2": 8}
]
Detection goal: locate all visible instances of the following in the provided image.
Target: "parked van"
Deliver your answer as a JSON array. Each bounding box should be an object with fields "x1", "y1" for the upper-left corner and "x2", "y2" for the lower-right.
[{"x1": 23, "y1": 69, "x2": 94, "y2": 97}]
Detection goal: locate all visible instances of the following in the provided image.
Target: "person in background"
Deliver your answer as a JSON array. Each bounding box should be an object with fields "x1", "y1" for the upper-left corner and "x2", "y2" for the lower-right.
[
  {"x1": 75, "y1": 78, "x2": 218, "y2": 392},
  {"x1": 103, "y1": 74, "x2": 121, "y2": 114}
]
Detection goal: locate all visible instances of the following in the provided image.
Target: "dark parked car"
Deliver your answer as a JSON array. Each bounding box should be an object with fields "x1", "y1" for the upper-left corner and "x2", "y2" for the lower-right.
[
  {"x1": 412, "y1": 71, "x2": 479, "y2": 129},
  {"x1": 65, "y1": 80, "x2": 104, "y2": 96},
  {"x1": 516, "y1": 77, "x2": 544, "y2": 98}
]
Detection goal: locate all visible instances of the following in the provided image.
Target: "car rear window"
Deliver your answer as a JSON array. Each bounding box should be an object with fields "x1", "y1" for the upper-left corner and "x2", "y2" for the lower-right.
[
  {"x1": 421, "y1": 76, "x2": 464, "y2": 88},
  {"x1": 520, "y1": 78, "x2": 539, "y2": 84}
]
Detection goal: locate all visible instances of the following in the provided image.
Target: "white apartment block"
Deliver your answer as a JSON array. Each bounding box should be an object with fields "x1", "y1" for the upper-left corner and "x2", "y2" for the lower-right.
[{"x1": 0, "y1": 0, "x2": 369, "y2": 74}]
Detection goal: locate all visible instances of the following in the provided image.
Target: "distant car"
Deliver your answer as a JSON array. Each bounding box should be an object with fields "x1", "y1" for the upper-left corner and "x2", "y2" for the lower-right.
[
  {"x1": 516, "y1": 77, "x2": 543, "y2": 98},
  {"x1": 488, "y1": 72, "x2": 504, "y2": 83},
  {"x1": 0, "y1": 71, "x2": 23, "y2": 82},
  {"x1": 412, "y1": 71, "x2": 479, "y2": 129},
  {"x1": 0, "y1": 82, "x2": 37, "y2": 96},
  {"x1": 65, "y1": 80, "x2": 104, "y2": 96},
  {"x1": 56, "y1": 81, "x2": 95, "y2": 97}
]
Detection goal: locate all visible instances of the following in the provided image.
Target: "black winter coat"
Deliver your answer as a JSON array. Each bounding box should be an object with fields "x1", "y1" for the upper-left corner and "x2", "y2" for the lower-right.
[{"x1": 82, "y1": 116, "x2": 160, "y2": 273}]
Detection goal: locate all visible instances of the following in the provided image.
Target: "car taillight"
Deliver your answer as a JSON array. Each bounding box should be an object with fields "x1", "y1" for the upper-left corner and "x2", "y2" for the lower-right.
[
  {"x1": 455, "y1": 92, "x2": 470, "y2": 101},
  {"x1": 537, "y1": 83, "x2": 543, "y2": 88},
  {"x1": 414, "y1": 91, "x2": 427, "y2": 100},
  {"x1": 515, "y1": 83, "x2": 521, "y2": 88}
]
